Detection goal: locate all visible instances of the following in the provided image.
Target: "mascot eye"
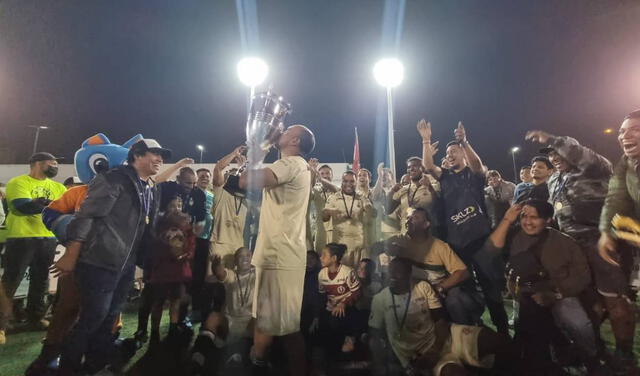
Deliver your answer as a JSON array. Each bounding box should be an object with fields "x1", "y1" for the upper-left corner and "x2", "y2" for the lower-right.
[{"x1": 89, "y1": 153, "x2": 109, "y2": 174}]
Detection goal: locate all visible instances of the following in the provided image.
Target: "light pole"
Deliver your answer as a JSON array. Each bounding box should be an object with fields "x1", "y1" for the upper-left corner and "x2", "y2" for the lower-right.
[
  {"x1": 237, "y1": 57, "x2": 269, "y2": 108},
  {"x1": 510, "y1": 146, "x2": 520, "y2": 182},
  {"x1": 28, "y1": 125, "x2": 49, "y2": 154},
  {"x1": 196, "y1": 144, "x2": 204, "y2": 163},
  {"x1": 373, "y1": 58, "x2": 404, "y2": 175}
]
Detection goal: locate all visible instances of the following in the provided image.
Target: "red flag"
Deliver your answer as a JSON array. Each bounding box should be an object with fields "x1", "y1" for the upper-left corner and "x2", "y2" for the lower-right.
[{"x1": 352, "y1": 127, "x2": 360, "y2": 173}]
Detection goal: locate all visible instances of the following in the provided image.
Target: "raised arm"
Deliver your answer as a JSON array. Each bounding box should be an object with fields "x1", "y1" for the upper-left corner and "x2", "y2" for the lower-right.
[
  {"x1": 489, "y1": 204, "x2": 522, "y2": 249},
  {"x1": 526, "y1": 131, "x2": 613, "y2": 176},
  {"x1": 454, "y1": 122, "x2": 484, "y2": 174},
  {"x1": 417, "y1": 119, "x2": 443, "y2": 179},
  {"x1": 212, "y1": 146, "x2": 246, "y2": 187},
  {"x1": 155, "y1": 158, "x2": 195, "y2": 183}
]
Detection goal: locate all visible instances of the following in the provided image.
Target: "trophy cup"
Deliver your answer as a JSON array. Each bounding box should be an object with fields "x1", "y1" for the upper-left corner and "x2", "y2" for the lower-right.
[{"x1": 223, "y1": 90, "x2": 292, "y2": 197}]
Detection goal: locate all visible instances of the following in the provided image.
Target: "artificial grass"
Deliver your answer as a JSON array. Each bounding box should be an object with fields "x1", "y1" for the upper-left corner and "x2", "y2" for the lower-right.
[{"x1": 0, "y1": 301, "x2": 638, "y2": 376}]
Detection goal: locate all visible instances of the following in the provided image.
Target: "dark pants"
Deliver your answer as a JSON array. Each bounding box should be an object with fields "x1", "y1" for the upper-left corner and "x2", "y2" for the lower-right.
[
  {"x1": 190, "y1": 238, "x2": 210, "y2": 317},
  {"x1": 59, "y1": 262, "x2": 135, "y2": 373},
  {"x1": 0, "y1": 237, "x2": 57, "y2": 328},
  {"x1": 444, "y1": 284, "x2": 485, "y2": 325},
  {"x1": 319, "y1": 307, "x2": 355, "y2": 356},
  {"x1": 458, "y1": 239, "x2": 509, "y2": 333}
]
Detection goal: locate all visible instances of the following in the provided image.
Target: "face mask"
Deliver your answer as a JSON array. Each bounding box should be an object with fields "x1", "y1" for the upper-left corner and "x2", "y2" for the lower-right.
[{"x1": 44, "y1": 166, "x2": 58, "y2": 178}]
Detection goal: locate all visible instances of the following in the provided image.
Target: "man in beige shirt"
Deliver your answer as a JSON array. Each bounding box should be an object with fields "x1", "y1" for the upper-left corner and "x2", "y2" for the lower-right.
[
  {"x1": 323, "y1": 171, "x2": 376, "y2": 267},
  {"x1": 387, "y1": 156, "x2": 441, "y2": 237},
  {"x1": 238, "y1": 124, "x2": 315, "y2": 376},
  {"x1": 210, "y1": 147, "x2": 248, "y2": 269},
  {"x1": 308, "y1": 160, "x2": 338, "y2": 253}
]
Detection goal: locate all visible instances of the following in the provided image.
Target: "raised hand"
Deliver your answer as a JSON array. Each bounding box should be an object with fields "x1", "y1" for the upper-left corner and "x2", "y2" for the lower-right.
[
  {"x1": 503, "y1": 204, "x2": 523, "y2": 224},
  {"x1": 176, "y1": 158, "x2": 195, "y2": 167},
  {"x1": 525, "y1": 130, "x2": 554, "y2": 144},
  {"x1": 416, "y1": 119, "x2": 431, "y2": 141},
  {"x1": 430, "y1": 141, "x2": 440, "y2": 156},
  {"x1": 454, "y1": 122, "x2": 467, "y2": 143},
  {"x1": 309, "y1": 158, "x2": 320, "y2": 173}
]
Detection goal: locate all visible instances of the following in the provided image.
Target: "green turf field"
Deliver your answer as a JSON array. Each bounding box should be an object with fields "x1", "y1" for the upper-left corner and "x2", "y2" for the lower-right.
[{"x1": 0, "y1": 301, "x2": 638, "y2": 376}]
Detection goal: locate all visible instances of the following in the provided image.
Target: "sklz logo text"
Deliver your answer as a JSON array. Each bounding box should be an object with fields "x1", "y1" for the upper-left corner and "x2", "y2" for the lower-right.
[{"x1": 451, "y1": 206, "x2": 477, "y2": 225}]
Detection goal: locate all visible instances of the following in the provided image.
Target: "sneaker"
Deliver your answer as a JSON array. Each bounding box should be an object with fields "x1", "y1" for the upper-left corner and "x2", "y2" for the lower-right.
[{"x1": 0, "y1": 330, "x2": 5, "y2": 345}]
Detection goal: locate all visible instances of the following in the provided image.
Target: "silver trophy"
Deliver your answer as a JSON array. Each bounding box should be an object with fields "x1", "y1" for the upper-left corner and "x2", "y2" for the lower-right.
[{"x1": 224, "y1": 90, "x2": 292, "y2": 197}]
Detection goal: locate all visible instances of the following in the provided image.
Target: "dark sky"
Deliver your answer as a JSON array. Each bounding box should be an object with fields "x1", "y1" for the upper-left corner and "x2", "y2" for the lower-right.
[{"x1": 1, "y1": 0, "x2": 640, "y2": 180}]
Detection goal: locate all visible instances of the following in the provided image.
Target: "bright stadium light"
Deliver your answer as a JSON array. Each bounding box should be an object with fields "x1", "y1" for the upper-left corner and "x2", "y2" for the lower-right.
[
  {"x1": 373, "y1": 58, "x2": 404, "y2": 88},
  {"x1": 510, "y1": 146, "x2": 520, "y2": 182},
  {"x1": 236, "y1": 57, "x2": 269, "y2": 88}
]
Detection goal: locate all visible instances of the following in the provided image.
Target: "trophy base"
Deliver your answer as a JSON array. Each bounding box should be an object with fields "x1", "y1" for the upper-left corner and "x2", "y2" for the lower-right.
[{"x1": 222, "y1": 175, "x2": 247, "y2": 198}]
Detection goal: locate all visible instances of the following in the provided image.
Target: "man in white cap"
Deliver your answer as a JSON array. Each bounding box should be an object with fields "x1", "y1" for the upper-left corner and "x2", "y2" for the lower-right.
[{"x1": 53, "y1": 139, "x2": 170, "y2": 375}]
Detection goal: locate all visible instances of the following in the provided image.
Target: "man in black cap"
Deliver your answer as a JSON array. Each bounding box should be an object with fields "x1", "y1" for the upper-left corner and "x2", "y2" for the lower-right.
[
  {"x1": 52, "y1": 139, "x2": 169, "y2": 374},
  {"x1": 0, "y1": 152, "x2": 66, "y2": 344}
]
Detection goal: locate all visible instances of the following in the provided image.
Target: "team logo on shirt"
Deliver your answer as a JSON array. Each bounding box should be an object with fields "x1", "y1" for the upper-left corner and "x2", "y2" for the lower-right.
[
  {"x1": 31, "y1": 186, "x2": 53, "y2": 200},
  {"x1": 337, "y1": 286, "x2": 346, "y2": 294},
  {"x1": 451, "y1": 205, "x2": 477, "y2": 225}
]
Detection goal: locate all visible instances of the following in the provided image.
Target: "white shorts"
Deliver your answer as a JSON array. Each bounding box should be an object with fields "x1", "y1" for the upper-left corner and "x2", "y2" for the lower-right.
[
  {"x1": 252, "y1": 267, "x2": 305, "y2": 336},
  {"x1": 434, "y1": 324, "x2": 494, "y2": 376}
]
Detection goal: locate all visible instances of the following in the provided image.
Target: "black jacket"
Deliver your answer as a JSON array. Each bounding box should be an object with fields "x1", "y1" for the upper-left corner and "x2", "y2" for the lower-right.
[{"x1": 67, "y1": 165, "x2": 159, "y2": 272}]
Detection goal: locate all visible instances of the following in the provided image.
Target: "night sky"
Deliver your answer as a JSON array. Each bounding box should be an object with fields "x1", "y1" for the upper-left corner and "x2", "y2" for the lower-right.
[{"x1": 1, "y1": 0, "x2": 639, "y2": 181}]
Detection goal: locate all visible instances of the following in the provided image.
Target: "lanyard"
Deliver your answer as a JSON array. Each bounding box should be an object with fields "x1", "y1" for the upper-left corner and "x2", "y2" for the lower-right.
[
  {"x1": 322, "y1": 188, "x2": 328, "y2": 203},
  {"x1": 233, "y1": 196, "x2": 244, "y2": 216},
  {"x1": 341, "y1": 192, "x2": 356, "y2": 219},
  {"x1": 235, "y1": 269, "x2": 253, "y2": 307},
  {"x1": 137, "y1": 180, "x2": 152, "y2": 224},
  {"x1": 391, "y1": 290, "x2": 412, "y2": 334},
  {"x1": 407, "y1": 182, "x2": 420, "y2": 207}
]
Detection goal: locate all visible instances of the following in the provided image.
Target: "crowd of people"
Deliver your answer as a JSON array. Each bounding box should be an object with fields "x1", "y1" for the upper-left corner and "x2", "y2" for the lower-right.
[{"x1": 0, "y1": 111, "x2": 639, "y2": 376}]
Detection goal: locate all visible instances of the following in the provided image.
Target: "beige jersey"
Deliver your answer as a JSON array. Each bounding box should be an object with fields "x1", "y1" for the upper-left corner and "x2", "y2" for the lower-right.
[
  {"x1": 393, "y1": 177, "x2": 439, "y2": 233},
  {"x1": 369, "y1": 281, "x2": 442, "y2": 367},
  {"x1": 252, "y1": 156, "x2": 311, "y2": 270},
  {"x1": 325, "y1": 191, "x2": 374, "y2": 241},
  {"x1": 309, "y1": 183, "x2": 337, "y2": 252},
  {"x1": 222, "y1": 268, "x2": 255, "y2": 320},
  {"x1": 211, "y1": 186, "x2": 247, "y2": 247}
]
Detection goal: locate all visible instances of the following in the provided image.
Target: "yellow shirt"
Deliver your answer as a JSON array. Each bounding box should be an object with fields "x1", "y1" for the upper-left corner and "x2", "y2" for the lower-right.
[
  {"x1": 211, "y1": 186, "x2": 247, "y2": 247},
  {"x1": 395, "y1": 235, "x2": 467, "y2": 285},
  {"x1": 6, "y1": 174, "x2": 66, "y2": 238},
  {"x1": 369, "y1": 281, "x2": 442, "y2": 366},
  {"x1": 252, "y1": 156, "x2": 311, "y2": 270}
]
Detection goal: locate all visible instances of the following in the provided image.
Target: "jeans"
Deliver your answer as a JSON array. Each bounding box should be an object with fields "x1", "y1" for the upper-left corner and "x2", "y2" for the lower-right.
[
  {"x1": 459, "y1": 239, "x2": 509, "y2": 333},
  {"x1": 0, "y1": 237, "x2": 57, "y2": 328},
  {"x1": 552, "y1": 297, "x2": 598, "y2": 357},
  {"x1": 444, "y1": 284, "x2": 484, "y2": 325},
  {"x1": 59, "y1": 262, "x2": 135, "y2": 372}
]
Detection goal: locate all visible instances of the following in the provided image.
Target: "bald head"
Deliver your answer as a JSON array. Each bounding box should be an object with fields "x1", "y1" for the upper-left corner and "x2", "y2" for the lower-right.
[{"x1": 278, "y1": 124, "x2": 316, "y2": 156}]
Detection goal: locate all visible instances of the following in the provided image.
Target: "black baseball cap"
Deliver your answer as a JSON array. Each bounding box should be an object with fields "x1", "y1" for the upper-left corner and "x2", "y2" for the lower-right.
[
  {"x1": 129, "y1": 139, "x2": 171, "y2": 160},
  {"x1": 29, "y1": 152, "x2": 64, "y2": 163}
]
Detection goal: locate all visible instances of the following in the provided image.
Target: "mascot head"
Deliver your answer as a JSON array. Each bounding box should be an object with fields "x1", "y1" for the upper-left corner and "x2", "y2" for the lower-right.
[{"x1": 74, "y1": 133, "x2": 143, "y2": 183}]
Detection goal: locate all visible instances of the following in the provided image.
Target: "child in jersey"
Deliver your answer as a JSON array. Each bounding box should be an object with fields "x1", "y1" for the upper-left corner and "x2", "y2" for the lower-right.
[
  {"x1": 209, "y1": 247, "x2": 255, "y2": 344},
  {"x1": 318, "y1": 242, "x2": 361, "y2": 354},
  {"x1": 148, "y1": 199, "x2": 195, "y2": 342}
]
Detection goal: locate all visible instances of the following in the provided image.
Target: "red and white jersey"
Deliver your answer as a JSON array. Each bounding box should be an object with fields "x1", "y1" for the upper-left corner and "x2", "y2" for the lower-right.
[{"x1": 318, "y1": 265, "x2": 361, "y2": 310}]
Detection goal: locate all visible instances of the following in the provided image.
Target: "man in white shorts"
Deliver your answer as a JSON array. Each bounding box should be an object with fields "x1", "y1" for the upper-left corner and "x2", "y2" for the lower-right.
[
  {"x1": 238, "y1": 124, "x2": 315, "y2": 376},
  {"x1": 369, "y1": 257, "x2": 514, "y2": 376}
]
